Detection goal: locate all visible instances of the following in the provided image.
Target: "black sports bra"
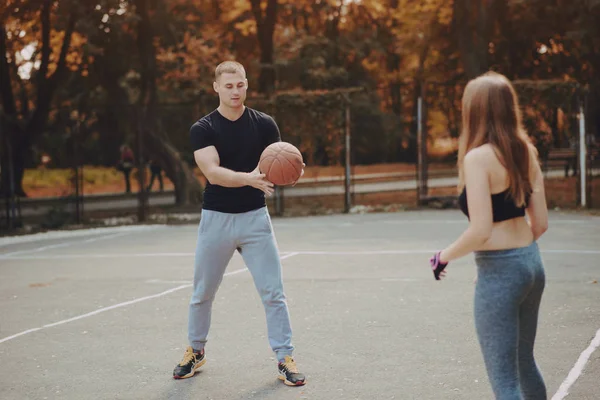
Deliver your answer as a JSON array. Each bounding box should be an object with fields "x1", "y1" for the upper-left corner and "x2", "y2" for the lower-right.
[{"x1": 458, "y1": 188, "x2": 528, "y2": 222}]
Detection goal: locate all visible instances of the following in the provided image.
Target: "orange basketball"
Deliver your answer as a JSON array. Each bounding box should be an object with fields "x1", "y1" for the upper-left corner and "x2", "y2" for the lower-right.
[{"x1": 259, "y1": 142, "x2": 303, "y2": 186}]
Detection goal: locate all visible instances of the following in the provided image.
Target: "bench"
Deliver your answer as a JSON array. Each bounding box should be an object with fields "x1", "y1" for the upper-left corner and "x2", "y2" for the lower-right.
[
  {"x1": 543, "y1": 148, "x2": 577, "y2": 177},
  {"x1": 590, "y1": 145, "x2": 600, "y2": 168},
  {"x1": 542, "y1": 146, "x2": 600, "y2": 177}
]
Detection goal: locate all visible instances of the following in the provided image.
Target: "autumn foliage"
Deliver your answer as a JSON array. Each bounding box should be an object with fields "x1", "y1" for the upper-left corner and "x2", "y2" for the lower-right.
[{"x1": 1, "y1": 0, "x2": 599, "y2": 202}]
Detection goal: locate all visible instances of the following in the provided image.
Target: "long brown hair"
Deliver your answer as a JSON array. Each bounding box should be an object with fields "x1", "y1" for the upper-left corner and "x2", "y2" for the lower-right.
[{"x1": 458, "y1": 71, "x2": 537, "y2": 207}]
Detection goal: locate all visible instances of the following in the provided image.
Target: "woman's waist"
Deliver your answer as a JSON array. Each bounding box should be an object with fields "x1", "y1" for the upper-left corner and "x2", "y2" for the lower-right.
[{"x1": 477, "y1": 218, "x2": 534, "y2": 252}]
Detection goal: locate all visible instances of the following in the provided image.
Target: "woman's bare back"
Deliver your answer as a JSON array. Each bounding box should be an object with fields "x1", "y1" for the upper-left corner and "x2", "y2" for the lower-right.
[{"x1": 477, "y1": 144, "x2": 544, "y2": 251}]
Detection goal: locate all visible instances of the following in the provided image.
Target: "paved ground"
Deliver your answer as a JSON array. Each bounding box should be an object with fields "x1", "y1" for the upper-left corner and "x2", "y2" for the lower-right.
[{"x1": 0, "y1": 210, "x2": 599, "y2": 400}]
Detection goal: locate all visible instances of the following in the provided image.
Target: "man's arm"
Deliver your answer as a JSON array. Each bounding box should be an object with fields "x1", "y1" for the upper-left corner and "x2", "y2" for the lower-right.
[
  {"x1": 261, "y1": 114, "x2": 305, "y2": 185},
  {"x1": 194, "y1": 146, "x2": 274, "y2": 196},
  {"x1": 263, "y1": 115, "x2": 281, "y2": 146}
]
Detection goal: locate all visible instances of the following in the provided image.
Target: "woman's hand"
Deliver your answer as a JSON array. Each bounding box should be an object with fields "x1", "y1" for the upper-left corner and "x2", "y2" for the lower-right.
[{"x1": 430, "y1": 251, "x2": 449, "y2": 281}]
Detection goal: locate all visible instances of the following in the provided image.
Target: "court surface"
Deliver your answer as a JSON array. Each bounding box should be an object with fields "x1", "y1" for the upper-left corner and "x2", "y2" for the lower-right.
[{"x1": 1, "y1": 210, "x2": 599, "y2": 400}]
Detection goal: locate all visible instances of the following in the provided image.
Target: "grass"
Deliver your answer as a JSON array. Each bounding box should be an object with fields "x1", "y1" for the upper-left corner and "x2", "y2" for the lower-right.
[
  {"x1": 21, "y1": 165, "x2": 600, "y2": 211},
  {"x1": 23, "y1": 166, "x2": 173, "y2": 197},
  {"x1": 22, "y1": 163, "x2": 452, "y2": 198}
]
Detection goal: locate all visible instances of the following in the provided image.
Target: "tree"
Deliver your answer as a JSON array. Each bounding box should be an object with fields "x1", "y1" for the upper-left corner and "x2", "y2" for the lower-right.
[
  {"x1": 0, "y1": 1, "x2": 77, "y2": 196},
  {"x1": 133, "y1": 0, "x2": 203, "y2": 206},
  {"x1": 4, "y1": 0, "x2": 599, "y2": 203},
  {"x1": 249, "y1": 0, "x2": 278, "y2": 94},
  {"x1": 452, "y1": 0, "x2": 500, "y2": 79}
]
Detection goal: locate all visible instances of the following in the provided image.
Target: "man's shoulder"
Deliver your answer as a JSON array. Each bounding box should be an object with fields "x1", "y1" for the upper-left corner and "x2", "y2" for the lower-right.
[
  {"x1": 247, "y1": 107, "x2": 275, "y2": 122},
  {"x1": 191, "y1": 110, "x2": 218, "y2": 132}
]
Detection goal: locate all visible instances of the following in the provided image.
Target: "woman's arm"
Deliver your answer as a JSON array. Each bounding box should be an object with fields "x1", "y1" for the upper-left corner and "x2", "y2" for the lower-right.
[
  {"x1": 439, "y1": 149, "x2": 494, "y2": 263},
  {"x1": 526, "y1": 149, "x2": 548, "y2": 240}
]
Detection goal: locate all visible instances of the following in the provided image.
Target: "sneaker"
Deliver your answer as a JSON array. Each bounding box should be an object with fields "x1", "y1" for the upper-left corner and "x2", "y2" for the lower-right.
[
  {"x1": 173, "y1": 346, "x2": 206, "y2": 379},
  {"x1": 278, "y1": 355, "x2": 306, "y2": 386}
]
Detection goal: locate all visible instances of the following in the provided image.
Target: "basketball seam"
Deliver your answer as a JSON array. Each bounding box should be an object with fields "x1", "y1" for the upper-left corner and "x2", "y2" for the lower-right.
[
  {"x1": 280, "y1": 148, "x2": 301, "y2": 156},
  {"x1": 259, "y1": 155, "x2": 276, "y2": 174},
  {"x1": 274, "y1": 158, "x2": 285, "y2": 185},
  {"x1": 280, "y1": 153, "x2": 302, "y2": 176}
]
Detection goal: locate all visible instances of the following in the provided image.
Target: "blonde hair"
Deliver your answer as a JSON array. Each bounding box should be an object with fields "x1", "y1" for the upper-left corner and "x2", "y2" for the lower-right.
[
  {"x1": 458, "y1": 71, "x2": 538, "y2": 207},
  {"x1": 215, "y1": 61, "x2": 246, "y2": 81}
]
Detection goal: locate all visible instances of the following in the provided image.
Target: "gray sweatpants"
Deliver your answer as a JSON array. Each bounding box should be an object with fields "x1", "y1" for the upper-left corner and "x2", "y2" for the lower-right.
[
  {"x1": 474, "y1": 242, "x2": 547, "y2": 400},
  {"x1": 187, "y1": 206, "x2": 294, "y2": 362}
]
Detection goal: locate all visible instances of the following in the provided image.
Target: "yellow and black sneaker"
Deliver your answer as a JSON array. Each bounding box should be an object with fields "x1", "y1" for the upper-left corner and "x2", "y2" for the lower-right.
[
  {"x1": 277, "y1": 355, "x2": 306, "y2": 386},
  {"x1": 173, "y1": 346, "x2": 206, "y2": 379}
]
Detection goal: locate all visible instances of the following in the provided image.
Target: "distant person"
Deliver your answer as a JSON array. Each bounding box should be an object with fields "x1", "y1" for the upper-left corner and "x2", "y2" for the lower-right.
[
  {"x1": 118, "y1": 145, "x2": 134, "y2": 193},
  {"x1": 429, "y1": 72, "x2": 549, "y2": 399},
  {"x1": 566, "y1": 137, "x2": 578, "y2": 177},
  {"x1": 147, "y1": 159, "x2": 164, "y2": 192}
]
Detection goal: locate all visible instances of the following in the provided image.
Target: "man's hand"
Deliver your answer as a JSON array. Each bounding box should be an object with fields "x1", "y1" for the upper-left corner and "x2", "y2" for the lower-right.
[
  {"x1": 291, "y1": 163, "x2": 306, "y2": 187},
  {"x1": 246, "y1": 169, "x2": 274, "y2": 196}
]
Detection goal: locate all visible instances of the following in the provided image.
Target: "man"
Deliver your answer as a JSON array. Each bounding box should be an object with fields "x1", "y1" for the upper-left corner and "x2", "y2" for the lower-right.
[
  {"x1": 172, "y1": 61, "x2": 306, "y2": 387},
  {"x1": 146, "y1": 159, "x2": 163, "y2": 192},
  {"x1": 118, "y1": 145, "x2": 134, "y2": 193}
]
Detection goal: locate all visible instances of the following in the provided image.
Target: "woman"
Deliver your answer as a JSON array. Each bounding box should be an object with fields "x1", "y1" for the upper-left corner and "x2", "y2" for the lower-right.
[{"x1": 430, "y1": 72, "x2": 549, "y2": 400}]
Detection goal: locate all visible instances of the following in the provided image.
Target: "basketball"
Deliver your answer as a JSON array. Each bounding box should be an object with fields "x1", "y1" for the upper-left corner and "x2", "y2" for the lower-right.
[{"x1": 259, "y1": 142, "x2": 304, "y2": 186}]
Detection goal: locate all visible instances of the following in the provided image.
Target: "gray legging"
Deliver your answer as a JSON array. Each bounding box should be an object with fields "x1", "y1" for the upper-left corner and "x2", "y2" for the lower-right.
[{"x1": 474, "y1": 242, "x2": 547, "y2": 400}]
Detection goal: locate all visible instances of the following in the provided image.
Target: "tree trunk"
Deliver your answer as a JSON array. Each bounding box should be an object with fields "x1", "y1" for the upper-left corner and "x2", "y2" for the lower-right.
[
  {"x1": 0, "y1": 128, "x2": 28, "y2": 197},
  {"x1": 453, "y1": 0, "x2": 496, "y2": 79},
  {"x1": 386, "y1": 44, "x2": 402, "y2": 115},
  {"x1": 407, "y1": 81, "x2": 422, "y2": 163},
  {"x1": 386, "y1": 46, "x2": 403, "y2": 158},
  {"x1": 0, "y1": 7, "x2": 77, "y2": 197},
  {"x1": 145, "y1": 134, "x2": 203, "y2": 204},
  {"x1": 0, "y1": 25, "x2": 23, "y2": 197},
  {"x1": 135, "y1": 0, "x2": 203, "y2": 206},
  {"x1": 250, "y1": 0, "x2": 278, "y2": 95},
  {"x1": 589, "y1": 82, "x2": 600, "y2": 142},
  {"x1": 212, "y1": 0, "x2": 221, "y2": 19},
  {"x1": 407, "y1": 44, "x2": 431, "y2": 162},
  {"x1": 258, "y1": 53, "x2": 276, "y2": 95}
]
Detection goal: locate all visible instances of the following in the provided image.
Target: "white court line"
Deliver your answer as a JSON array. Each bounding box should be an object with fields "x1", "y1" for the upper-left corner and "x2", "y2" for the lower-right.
[
  {"x1": 381, "y1": 219, "x2": 597, "y2": 225},
  {"x1": 383, "y1": 220, "x2": 466, "y2": 224},
  {"x1": 543, "y1": 250, "x2": 600, "y2": 254},
  {"x1": 0, "y1": 284, "x2": 190, "y2": 344},
  {"x1": 0, "y1": 252, "x2": 196, "y2": 260},
  {"x1": 552, "y1": 328, "x2": 600, "y2": 400},
  {"x1": 0, "y1": 252, "x2": 299, "y2": 345},
  {"x1": 293, "y1": 249, "x2": 600, "y2": 255},
  {"x1": 146, "y1": 279, "x2": 191, "y2": 284},
  {"x1": 0, "y1": 251, "x2": 293, "y2": 260},
  {"x1": 297, "y1": 250, "x2": 434, "y2": 255},
  {"x1": 274, "y1": 219, "x2": 599, "y2": 228},
  {"x1": 0, "y1": 232, "x2": 132, "y2": 257},
  {"x1": 4, "y1": 248, "x2": 600, "y2": 260},
  {"x1": 0, "y1": 225, "x2": 167, "y2": 247}
]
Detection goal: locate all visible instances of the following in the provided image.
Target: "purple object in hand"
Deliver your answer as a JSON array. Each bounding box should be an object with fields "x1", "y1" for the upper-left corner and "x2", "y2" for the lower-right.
[{"x1": 430, "y1": 252, "x2": 448, "y2": 280}]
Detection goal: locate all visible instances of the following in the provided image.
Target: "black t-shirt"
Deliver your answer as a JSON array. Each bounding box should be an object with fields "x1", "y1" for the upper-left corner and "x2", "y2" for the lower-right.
[{"x1": 190, "y1": 107, "x2": 281, "y2": 213}]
